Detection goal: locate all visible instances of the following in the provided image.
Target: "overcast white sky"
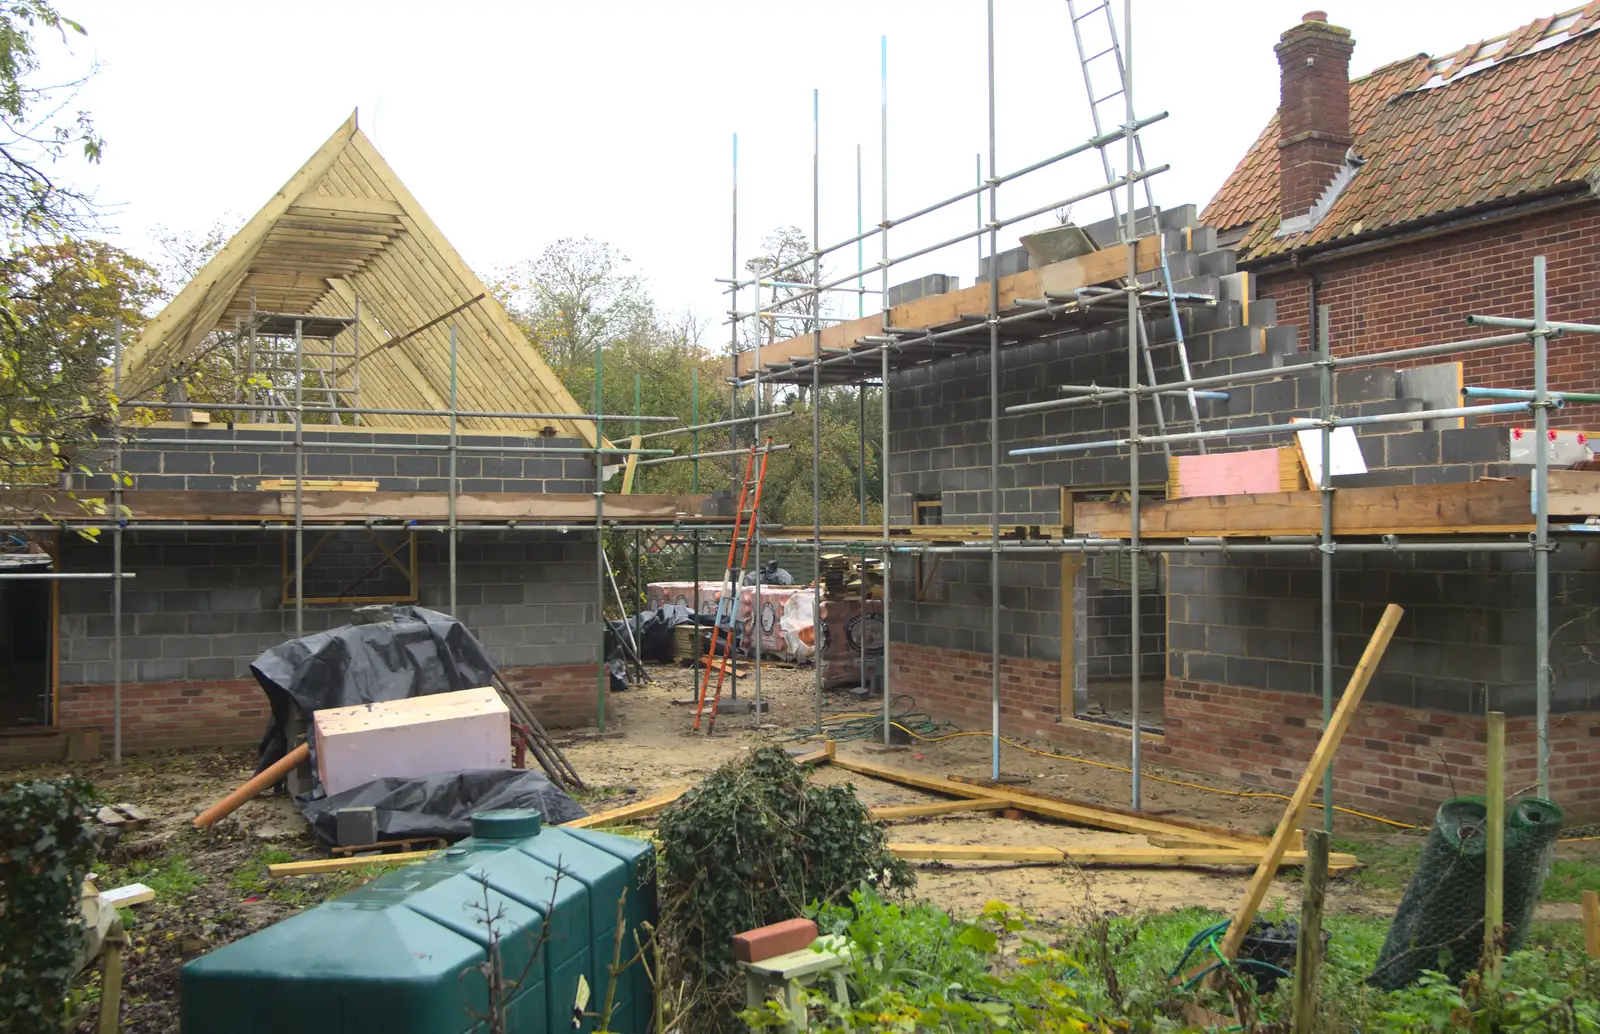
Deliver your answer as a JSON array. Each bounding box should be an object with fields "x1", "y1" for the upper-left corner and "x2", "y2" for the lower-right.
[{"x1": 43, "y1": 0, "x2": 1561, "y2": 341}]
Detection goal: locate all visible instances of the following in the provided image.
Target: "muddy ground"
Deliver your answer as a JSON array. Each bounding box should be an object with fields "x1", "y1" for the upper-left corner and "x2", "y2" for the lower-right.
[{"x1": 6, "y1": 660, "x2": 1595, "y2": 1031}]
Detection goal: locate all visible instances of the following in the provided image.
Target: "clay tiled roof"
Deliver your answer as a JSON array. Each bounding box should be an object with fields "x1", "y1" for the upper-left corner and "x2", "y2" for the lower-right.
[{"x1": 1201, "y1": 3, "x2": 1600, "y2": 262}]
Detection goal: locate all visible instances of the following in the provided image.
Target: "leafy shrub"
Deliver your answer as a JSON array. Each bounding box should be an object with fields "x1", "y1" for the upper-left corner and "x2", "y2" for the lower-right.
[
  {"x1": 655, "y1": 747, "x2": 911, "y2": 1033},
  {"x1": 0, "y1": 778, "x2": 99, "y2": 1033},
  {"x1": 1378, "y1": 945, "x2": 1600, "y2": 1033},
  {"x1": 750, "y1": 890, "x2": 1102, "y2": 1033}
]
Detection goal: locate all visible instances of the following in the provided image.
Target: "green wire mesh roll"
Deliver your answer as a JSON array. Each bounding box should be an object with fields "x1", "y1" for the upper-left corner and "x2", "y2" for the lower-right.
[{"x1": 1368, "y1": 795, "x2": 1563, "y2": 991}]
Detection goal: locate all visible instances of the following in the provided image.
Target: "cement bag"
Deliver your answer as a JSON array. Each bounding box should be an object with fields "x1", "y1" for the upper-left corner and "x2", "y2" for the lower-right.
[{"x1": 780, "y1": 593, "x2": 817, "y2": 663}]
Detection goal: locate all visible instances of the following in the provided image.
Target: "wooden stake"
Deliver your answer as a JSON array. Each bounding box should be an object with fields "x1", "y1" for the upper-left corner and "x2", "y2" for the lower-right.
[
  {"x1": 1212, "y1": 603, "x2": 1404, "y2": 969},
  {"x1": 561, "y1": 786, "x2": 692, "y2": 829},
  {"x1": 1484, "y1": 710, "x2": 1506, "y2": 972},
  {"x1": 97, "y1": 929, "x2": 125, "y2": 1034},
  {"x1": 1291, "y1": 829, "x2": 1330, "y2": 1034},
  {"x1": 193, "y1": 742, "x2": 310, "y2": 829},
  {"x1": 267, "y1": 849, "x2": 439, "y2": 876},
  {"x1": 1581, "y1": 889, "x2": 1599, "y2": 960}
]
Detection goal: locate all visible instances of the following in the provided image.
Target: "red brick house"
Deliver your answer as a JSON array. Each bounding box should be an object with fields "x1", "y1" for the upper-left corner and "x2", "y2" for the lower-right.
[{"x1": 1203, "y1": 4, "x2": 1600, "y2": 416}]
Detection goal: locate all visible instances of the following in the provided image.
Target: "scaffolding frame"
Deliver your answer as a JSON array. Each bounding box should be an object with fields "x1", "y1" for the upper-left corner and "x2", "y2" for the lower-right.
[
  {"x1": 14, "y1": 312, "x2": 779, "y2": 764},
  {"x1": 715, "y1": 0, "x2": 1600, "y2": 820}
]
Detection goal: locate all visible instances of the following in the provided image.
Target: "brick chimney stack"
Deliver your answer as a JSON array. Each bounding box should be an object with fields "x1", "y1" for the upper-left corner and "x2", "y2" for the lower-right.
[{"x1": 1276, "y1": 10, "x2": 1355, "y2": 227}]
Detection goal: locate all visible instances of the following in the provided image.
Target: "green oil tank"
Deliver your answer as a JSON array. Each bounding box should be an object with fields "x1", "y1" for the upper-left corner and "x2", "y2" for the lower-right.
[{"x1": 181, "y1": 809, "x2": 656, "y2": 1034}]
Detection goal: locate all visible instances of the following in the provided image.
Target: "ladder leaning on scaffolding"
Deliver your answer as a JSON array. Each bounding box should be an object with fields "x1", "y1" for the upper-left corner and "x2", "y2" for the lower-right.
[
  {"x1": 1067, "y1": 0, "x2": 1207, "y2": 462},
  {"x1": 693, "y1": 438, "x2": 775, "y2": 735}
]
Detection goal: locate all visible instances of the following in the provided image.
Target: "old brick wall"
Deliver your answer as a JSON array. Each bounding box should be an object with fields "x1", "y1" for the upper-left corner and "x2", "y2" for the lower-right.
[
  {"x1": 54, "y1": 529, "x2": 601, "y2": 752},
  {"x1": 1254, "y1": 201, "x2": 1600, "y2": 429},
  {"x1": 1161, "y1": 680, "x2": 1600, "y2": 825}
]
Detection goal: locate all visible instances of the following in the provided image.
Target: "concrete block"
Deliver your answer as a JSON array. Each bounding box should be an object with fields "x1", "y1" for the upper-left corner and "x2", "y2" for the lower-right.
[
  {"x1": 1158, "y1": 204, "x2": 1198, "y2": 231},
  {"x1": 334, "y1": 806, "x2": 379, "y2": 848},
  {"x1": 977, "y1": 246, "x2": 1030, "y2": 284},
  {"x1": 1198, "y1": 249, "x2": 1237, "y2": 276},
  {"x1": 888, "y1": 273, "x2": 959, "y2": 307},
  {"x1": 1441, "y1": 426, "x2": 1507, "y2": 464},
  {"x1": 1382, "y1": 431, "x2": 1440, "y2": 467},
  {"x1": 1333, "y1": 368, "x2": 1397, "y2": 404},
  {"x1": 313, "y1": 686, "x2": 511, "y2": 796}
]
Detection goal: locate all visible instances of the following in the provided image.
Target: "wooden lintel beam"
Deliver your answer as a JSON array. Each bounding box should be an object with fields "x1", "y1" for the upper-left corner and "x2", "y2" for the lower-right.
[{"x1": 1072, "y1": 471, "x2": 1600, "y2": 538}]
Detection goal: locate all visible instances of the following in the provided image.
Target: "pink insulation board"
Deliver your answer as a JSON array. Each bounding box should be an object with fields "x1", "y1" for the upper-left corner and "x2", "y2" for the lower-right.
[
  {"x1": 647, "y1": 581, "x2": 724, "y2": 616},
  {"x1": 819, "y1": 598, "x2": 884, "y2": 688},
  {"x1": 312, "y1": 686, "x2": 511, "y2": 796}
]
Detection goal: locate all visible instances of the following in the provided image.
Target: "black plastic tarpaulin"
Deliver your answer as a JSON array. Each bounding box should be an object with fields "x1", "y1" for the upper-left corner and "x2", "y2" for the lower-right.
[
  {"x1": 247, "y1": 605, "x2": 585, "y2": 838},
  {"x1": 251, "y1": 605, "x2": 498, "y2": 775},
  {"x1": 298, "y1": 769, "x2": 587, "y2": 846}
]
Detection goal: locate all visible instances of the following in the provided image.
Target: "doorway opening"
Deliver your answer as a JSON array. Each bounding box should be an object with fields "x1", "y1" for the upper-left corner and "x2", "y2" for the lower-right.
[{"x1": 0, "y1": 550, "x2": 54, "y2": 729}]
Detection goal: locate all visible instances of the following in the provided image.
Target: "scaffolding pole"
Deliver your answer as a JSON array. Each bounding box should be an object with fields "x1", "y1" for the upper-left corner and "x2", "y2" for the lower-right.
[
  {"x1": 1122, "y1": 0, "x2": 1143, "y2": 808},
  {"x1": 880, "y1": 32, "x2": 893, "y2": 748},
  {"x1": 986, "y1": 0, "x2": 1003, "y2": 781}
]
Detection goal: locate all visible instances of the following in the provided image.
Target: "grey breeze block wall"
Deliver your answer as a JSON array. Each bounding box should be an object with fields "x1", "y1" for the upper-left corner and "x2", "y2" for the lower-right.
[
  {"x1": 1166, "y1": 543, "x2": 1600, "y2": 715},
  {"x1": 79, "y1": 426, "x2": 595, "y2": 494},
  {"x1": 56, "y1": 425, "x2": 602, "y2": 686},
  {"x1": 883, "y1": 204, "x2": 1569, "y2": 717},
  {"x1": 886, "y1": 206, "x2": 1264, "y2": 684},
  {"x1": 57, "y1": 530, "x2": 599, "y2": 687}
]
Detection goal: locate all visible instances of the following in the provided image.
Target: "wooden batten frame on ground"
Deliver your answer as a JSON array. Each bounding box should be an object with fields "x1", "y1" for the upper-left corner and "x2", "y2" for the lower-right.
[{"x1": 1205, "y1": 603, "x2": 1404, "y2": 976}]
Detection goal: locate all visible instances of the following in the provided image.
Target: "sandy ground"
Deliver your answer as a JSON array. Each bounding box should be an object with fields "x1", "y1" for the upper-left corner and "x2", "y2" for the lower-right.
[{"x1": 567, "y1": 662, "x2": 1369, "y2": 923}]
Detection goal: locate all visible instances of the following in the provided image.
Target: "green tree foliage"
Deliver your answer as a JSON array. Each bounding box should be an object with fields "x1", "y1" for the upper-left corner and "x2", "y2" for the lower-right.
[
  {"x1": 0, "y1": 2, "x2": 133, "y2": 533},
  {"x1": 1, "y1": 239, "x2": 158, "y2": 520},
  {"x1": 491, "y1": 229, "x2": 884, "y2": 529}
]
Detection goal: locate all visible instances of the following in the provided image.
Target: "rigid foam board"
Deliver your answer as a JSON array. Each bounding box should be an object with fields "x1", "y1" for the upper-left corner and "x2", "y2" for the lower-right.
[{"x1": 313, "y1": 687, "x2": 510, "y2": 796}]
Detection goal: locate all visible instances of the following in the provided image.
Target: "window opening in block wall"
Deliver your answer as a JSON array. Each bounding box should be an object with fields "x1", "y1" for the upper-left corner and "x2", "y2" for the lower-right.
[
  {"x1": 1062, "y1": 484, "x2": 1167, "y2": 733},
  {"x1": 281, "y1": 529, "x2": 418, "y2": 606},
  {"x1": 0, "y1": 533, "x2": 55, "y2": 729},
  {"x1": 913, "y1": 495, "x2": 946, "y2": 603}
]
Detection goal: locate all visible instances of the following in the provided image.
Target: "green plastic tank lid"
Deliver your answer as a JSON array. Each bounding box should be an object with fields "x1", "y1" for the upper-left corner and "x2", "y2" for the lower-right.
[{"x1": 471, "y1": 808, "x2": 543, "y2": 839}]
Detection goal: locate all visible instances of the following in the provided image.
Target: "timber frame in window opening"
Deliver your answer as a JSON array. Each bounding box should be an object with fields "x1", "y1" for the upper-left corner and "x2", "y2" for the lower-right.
[
  {"x1": 280, "y1": 528, "x2": 419, "y2": 606},
  {"x1": 1058, "y1": 484, "x2": 1166, "y2": 719},
  {"x1": 913, "y1": 495, "x2": 945, "y2": 603}
]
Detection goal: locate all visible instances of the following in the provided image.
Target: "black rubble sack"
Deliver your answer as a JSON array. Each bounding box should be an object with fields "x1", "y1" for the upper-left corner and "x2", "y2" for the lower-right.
[
  {"x1": 298, "y1": 769, "x2": 587, "y2": 847},
  {"x1": 250, "y1": 605, "x2": 499, "y2": 777},
  {"x1": 606, "y1": 604, "x2": 722, "y2": 666},
  {"x1": 742, "y1": 562, "x2": 794, "y2": 586}
]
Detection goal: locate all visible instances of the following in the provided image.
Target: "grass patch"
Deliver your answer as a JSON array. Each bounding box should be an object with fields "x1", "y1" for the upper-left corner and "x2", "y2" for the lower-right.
[
  {"x1": 110, "y1": 853, "x2": 207, "y2": 898},
  {"x1": 1541, "y1": 857, "x2": 1600, "y2": 903},
  {"x1": 229, "y1": 848, "x2": 298, "y2": 898},
  {"x1": 1334, "y1": 836, "x2": 1424, "y2": 896}
]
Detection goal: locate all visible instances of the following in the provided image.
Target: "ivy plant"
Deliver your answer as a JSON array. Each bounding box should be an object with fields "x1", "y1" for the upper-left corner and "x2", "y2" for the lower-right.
[{"x1": 0, "y1": 778, "x2": 99, "y2": 1034}]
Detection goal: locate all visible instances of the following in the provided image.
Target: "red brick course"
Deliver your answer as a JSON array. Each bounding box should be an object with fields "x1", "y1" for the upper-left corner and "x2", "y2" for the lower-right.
[
  {"x1": 888, "y1": 643, "x2": 1599, "y2": 826},
  {"x1": 1160, "y1": 678, "x2": 1600, "y2": 825},
  {"x1": 889, "y1": 643, "x2": 1140, "y2": 756},
  {"x1": 499, "y1": 663, "x2": 601, "y2": 730},
  {"x1": 51, "y1": 663, "x2": 602, "y2": 756},
  {"x1": 1257, "y1": 203, "x2": 1600, "y2": 429}
]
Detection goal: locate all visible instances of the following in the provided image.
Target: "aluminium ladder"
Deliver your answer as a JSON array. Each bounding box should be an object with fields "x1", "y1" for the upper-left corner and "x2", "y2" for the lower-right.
[
  {"x1": 693, "y1": 438, "x2": 775, "y2": 734},
  {"x1": 1067, "y1": 0, "x2": 1208, "y2": 459}
]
